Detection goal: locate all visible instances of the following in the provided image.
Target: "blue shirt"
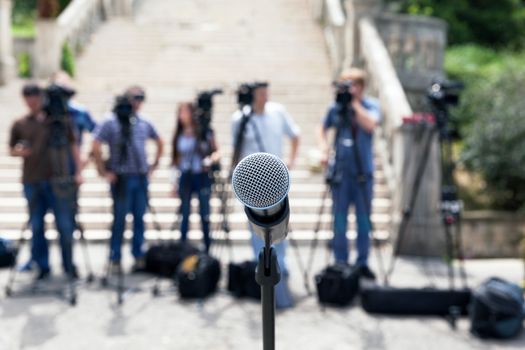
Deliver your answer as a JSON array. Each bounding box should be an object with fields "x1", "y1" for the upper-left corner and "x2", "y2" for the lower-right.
[
  {"x1": 176, "y1": 132, "x2": 215, "y2": 173},
  {"x1": 322, "y1": 98, "x2": 381, "y2": 176},
  {"x1": 231, "y1": 102, "x2": 300, "y2": 160},
  {"x1": 93, "y1": 114, "x2": 159, "y2": 175},
  {"x1": 68, "y1": 101, "x2": 96, "y2": 146}
]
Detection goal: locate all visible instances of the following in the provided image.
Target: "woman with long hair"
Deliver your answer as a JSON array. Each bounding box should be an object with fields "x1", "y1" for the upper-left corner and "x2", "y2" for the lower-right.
[{"x1": 171, "y1": 102, "x2": 220, "y2": 253}]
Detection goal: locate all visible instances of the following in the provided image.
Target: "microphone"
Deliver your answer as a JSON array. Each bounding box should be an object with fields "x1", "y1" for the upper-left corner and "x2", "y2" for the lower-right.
[{"x1": 232, "y1": 152, "x2": 290, "y2": 244}]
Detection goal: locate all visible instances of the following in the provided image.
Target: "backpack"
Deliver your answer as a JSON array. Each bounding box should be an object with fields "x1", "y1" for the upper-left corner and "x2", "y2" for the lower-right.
[
  {"x1": 145, "y1": 241, "x2": 199, "y2": 278},
  {"x1": 227, "y1": 260, "x2": 261, "y2": 300},
  {"x1": 176, "y1": 254, "x2": 221, "y2": 299},
  {"x1": 0, "y1": 238, "x2": 17, "y2": 269},
  {"x1": 315, "y1": 263, "x2": 360, "y2": 307},
  {"x1": 470, "y1": 277, "x2": 525, "y2": 339}
]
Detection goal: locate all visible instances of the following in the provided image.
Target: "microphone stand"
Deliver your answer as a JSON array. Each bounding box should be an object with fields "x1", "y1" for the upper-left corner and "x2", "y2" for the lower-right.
[{"x1": 256, "y1": 229, "x2": 281, "y2": 350}]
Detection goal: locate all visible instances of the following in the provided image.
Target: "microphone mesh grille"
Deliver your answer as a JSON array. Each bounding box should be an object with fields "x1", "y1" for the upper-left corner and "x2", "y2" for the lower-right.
[{"x1": 232, "y1": 153, "x2": 290, "y2": 209}]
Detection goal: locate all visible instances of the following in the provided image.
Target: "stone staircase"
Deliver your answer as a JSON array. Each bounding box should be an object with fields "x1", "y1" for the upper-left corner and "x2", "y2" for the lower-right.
[{"x1": 0, "y1": 0, "x2": 391, "y2": 242}]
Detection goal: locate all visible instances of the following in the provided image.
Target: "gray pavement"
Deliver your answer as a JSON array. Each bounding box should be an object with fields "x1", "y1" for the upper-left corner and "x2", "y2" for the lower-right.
[{"x1": 0, "y1": 243, "x2": 523, "y2": 350}]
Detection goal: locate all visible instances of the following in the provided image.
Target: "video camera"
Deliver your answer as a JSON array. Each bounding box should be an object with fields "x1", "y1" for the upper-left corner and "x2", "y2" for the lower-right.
[
  {"x1": 43, "y1": 84, "x2": 75, "y2": 120},
  {"x1": 236, "y1": 81, "x2": 268, "y2": 107},
  {"x1": 194, "y1": 88, "x2": 223, "y2": 138},
  {"x1": 113, "y1": 95, "x2": 136, "y2": 141},
  {"x1": 427, "y1": 78, "x2": 464, "y2": 109},
  {"x1": 333, "y1": 80, "x2": 353, "y2": 108}
]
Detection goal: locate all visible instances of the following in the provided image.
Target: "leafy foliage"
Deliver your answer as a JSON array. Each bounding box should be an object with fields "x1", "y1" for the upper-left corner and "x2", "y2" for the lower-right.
[
  {"x1": 460, "y1": 65, "x2": 525, "y2": 211},
  {"x1": 61, "y1": 42, "x2": 75, "y2": 77},
  {"x1": 17, "y1": 52, "x2": 32, "y2": 78},
  {"x1": 387, "y1": 0, "x2": 525, "y2": 49}
]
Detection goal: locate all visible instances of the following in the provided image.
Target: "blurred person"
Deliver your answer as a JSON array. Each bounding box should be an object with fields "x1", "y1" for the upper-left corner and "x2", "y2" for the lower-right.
[
  {"x1": 171, "y1": 102, "x2": 220, "y2": 253},
  {"x1": 318, "y1": 68, "x2": 381, "y2": 279},
  {"x1": 231, "y1": 83, "x2": 300, "y2": 309},
  {"x1": 9, "y1": 83, "x2": 83, "y2": 280},
  {"x1": 92, "y1": 86, "x2": 164, "y2": 271},
  {"x1": 20, "y1": 71, "x2": 97, "y2": 272}
]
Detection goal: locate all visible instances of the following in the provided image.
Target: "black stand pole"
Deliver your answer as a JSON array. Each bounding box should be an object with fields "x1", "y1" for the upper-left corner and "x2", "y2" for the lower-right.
[{"x1": 255, "y1": 233, "x2": 280, "y2": 350}]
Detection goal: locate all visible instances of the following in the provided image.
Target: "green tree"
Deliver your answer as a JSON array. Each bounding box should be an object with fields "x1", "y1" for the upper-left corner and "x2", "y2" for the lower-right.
[{"x1": 387, "y1": 0, "x2": 525, "y2": 49}]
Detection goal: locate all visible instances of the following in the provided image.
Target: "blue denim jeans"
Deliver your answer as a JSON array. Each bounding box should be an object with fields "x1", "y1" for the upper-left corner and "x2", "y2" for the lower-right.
[
  {"x1": 178, "y1": 172, "x2": 212, "y2": 252},
  {"x1": 23, "y1": 181, "x2": 76, "y2": 273},
  {"x1": 331, "y1": 175, "x2": 373, "y2": 266},
  {"x1": 250, "y1": 231, "x2": 294, "y2": 309},
  {"x1": 110, "y1": 175, "x2": 148, "y2": 262}
]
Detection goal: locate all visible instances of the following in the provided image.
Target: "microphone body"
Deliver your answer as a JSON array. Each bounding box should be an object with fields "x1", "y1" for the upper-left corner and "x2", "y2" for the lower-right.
[{"x1": 232, "y1": 152, "x2": 291, "y2": 244}]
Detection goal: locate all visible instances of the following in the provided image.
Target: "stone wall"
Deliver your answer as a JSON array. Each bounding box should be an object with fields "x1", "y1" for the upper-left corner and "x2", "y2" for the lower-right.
[{"x1": 461, "y1": 211, "x2": 525, "y2": 258}]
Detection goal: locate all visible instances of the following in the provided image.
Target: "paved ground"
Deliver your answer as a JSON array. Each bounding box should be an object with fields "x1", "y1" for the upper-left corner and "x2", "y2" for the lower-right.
[{"x1": 0, "y1": 243, "x2": 523, "y2": 350}]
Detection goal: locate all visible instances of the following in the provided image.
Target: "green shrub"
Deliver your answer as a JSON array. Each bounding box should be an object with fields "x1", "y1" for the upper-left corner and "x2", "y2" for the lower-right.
[
  {"x1": 17, "y1": 52, "x2": 32, "y2": 78},
  {"x1": 387, "y1": 0, "x2": 525, "y2": 49},
  {"x1": 444, "y1": 45, "x2": 525, "y2": 138},
  {"x1": 61, "y1": 42, "x2": 75, "y2": 77},
  {"x1": 460, "y1": 65, "x2": 525, "y2": 212}
]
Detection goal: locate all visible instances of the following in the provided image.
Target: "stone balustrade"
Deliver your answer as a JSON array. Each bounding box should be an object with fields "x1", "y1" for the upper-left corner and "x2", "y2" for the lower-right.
[
  {"x1": 33, "y1": 0, "x2": 141, "y2": 78},
  {"x1": 0, "y1": 0, "x2": 14, "y2": 85}
]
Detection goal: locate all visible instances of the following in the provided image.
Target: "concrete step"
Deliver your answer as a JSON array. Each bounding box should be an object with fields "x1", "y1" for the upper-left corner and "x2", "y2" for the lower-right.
[{"x1": 0, "y1": 211, "x2": 391, "y2": 231}]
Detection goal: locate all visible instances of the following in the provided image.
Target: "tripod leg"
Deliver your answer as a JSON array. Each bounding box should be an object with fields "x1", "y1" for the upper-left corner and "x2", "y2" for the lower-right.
[
  {"x1": 77, "y1": 222, "x2": 95, "y2": 283},
  {"x1": 386, "y1": 126, "x2": 436, "y2": 285},
  {"x1": 453, "y1": 220, "x2": 468, "y2": 289},
  {"x1": 117, "y1": 263, "x2": 124, "y2": 305},
  {"x1": 5, "y1": 232, "x2": 27, "y2": 296},
  {"x1": 287, "y1": 229, "x2": 309, "y2": 295},
  {"x1": 304, "y1": 187, "x2": 330, "y2": 295},
  {"x1": 443, "y1": 223, "x2": 455, "y2": 290}
]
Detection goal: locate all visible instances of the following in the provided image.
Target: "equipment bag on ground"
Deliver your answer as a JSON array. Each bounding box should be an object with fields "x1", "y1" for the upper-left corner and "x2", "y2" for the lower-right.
[
  {"x1": 470, "y1": 277, "x2": 525, "y2": 339},
  {"x1": 145, "y1": 242, "x2": 199, "y2": 277},
  {"x1": 177, "y1": 254, "x2": 221, "y2": 299},
  {"x1": 0, "y1": 238, "x2": 17, "y2": 269},
  {"x1": 228, "y1": 260, "x2": 261, "y2": 300},
  {"x1": 315, "y1": 263, "x2": 360, "y2": 307},
  {"x1": 361, "y1": 286, "x2": 471, "y2": 316}
]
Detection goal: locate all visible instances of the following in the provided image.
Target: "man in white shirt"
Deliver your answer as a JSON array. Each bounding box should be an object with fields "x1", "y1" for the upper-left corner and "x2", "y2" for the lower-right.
[{"x1": 231, "y1": 83, "x2": 300, "y2": 308}]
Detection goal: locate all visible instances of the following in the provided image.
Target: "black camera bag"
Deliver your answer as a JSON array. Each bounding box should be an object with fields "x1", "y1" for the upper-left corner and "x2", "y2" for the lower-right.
[
  {"x1": 0, "y1": 238, "x2": 17, "y2": 269},
  {"x1": 145, "y1": 241, "x2": 199, "y2": 278},
  {"x1": 227, "y1": 260, "x2": 261, "y2": 300},
  {"x1": 470, "y1": 278, "x2": 525, "y2": 339},
  {"x1": 315, "y1": 263, "x2": 360, "y2": 307},
  {"x1": 177, "y1": 253, "x2": 221, "y2": 299},
  {"x1": 361, "y1": 286, "x2": 471, "y2": 316}
]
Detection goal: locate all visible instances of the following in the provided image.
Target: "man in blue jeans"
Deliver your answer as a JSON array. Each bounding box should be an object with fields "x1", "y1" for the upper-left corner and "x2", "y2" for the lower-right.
[
  {"x1": 232, "y1": 83, "x2": 300, "y2": 308},
  {"x1": 20, "y1": 72, "x2": 98, "y2": 273},
  {"x1": 318, "y1": 68, "x2": 381, "y2": 279},
  {"x1": 9, "y1": 84, "x2": 83, "y2": 280},
  {"x1": 92, "y1": 86, "x2": 163, "y2": 271}
]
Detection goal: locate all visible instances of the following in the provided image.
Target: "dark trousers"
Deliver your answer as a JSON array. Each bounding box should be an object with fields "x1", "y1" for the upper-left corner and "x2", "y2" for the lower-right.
[
  {"x1": 23, "y1": 181, "x2": 76, "y2": 273},
  {"x1": 331, "y1": 174, "x2": 374, "y2": 265},
  {"x1": 110, "y1": 175, "x2": 148, "y2": 262},
  {"x1": 178, "y1": 172, "x2": 212, "y2": 252}
]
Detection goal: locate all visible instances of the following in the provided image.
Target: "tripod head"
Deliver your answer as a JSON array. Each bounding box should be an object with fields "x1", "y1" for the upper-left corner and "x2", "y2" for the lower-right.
[{"x1": 427, "y1": 78, "x2": 464, "y2": 140}]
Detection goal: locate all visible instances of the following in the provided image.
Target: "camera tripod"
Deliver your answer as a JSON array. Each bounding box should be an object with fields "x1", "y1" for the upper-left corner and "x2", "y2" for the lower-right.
[
  {"x1": 4, "y1": 115, "x2": 94, "y2": 306},
  {"x1": 385, "y1": 108, "x2": 468, "y2": 290}
]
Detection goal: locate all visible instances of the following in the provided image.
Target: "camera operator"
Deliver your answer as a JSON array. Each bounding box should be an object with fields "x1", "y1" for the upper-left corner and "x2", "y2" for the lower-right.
[
  {"x1": 9, "y1": 83, "x2": 83, "y2": 280},
  {"x1": 231, "y1": 82, "x2": 300, "y2": 309},
  {"x1": 17, "y1": 71, "x2": 98, "y2": 273},
  {"x1": 92, "y1": 86, "x2": 164, "y2": 272},
  {"x1": 318, "y1": 68, "x2": 381, "y2": 279},
  {"x1": 171, "y1": 102, "x2": 220, "y2": 253}
]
